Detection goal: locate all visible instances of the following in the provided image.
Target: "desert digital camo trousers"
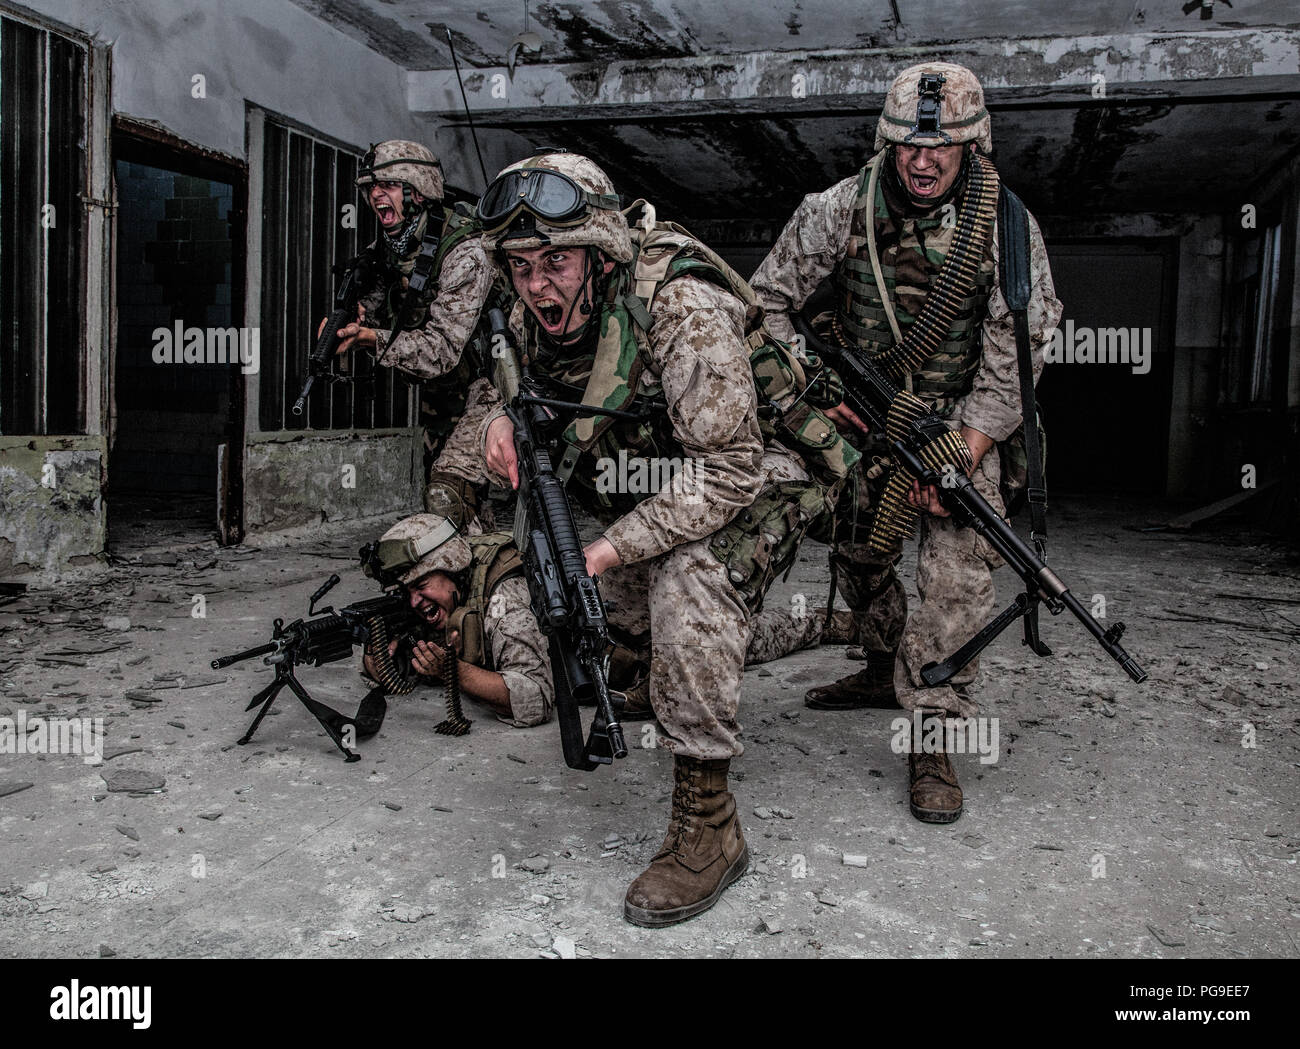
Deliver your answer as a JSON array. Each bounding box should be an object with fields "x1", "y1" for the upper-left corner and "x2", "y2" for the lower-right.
[
  {"x1": 597, "y1": 447, "x2": 811, "y2": 760},
  {"x1": 832, "y1": 446, "x2": 1006, "y2": 719},
  {"x1": 425, "y1": 376, "x2": 499, "y2": 532},
  {"x1": 743, "y1": 604, "x2": 832, "y2": 665}
]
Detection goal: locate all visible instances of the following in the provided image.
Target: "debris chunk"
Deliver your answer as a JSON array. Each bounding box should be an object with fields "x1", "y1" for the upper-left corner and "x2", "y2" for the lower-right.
[
  {"x1": 0, "y1": 781, "x2": 34, "y2": 798},
  {"x1": 115, "y1": 824, "x2": 140, "y2": 842},
  {"x1": 1146, "y1": 923, "x2": 1186, "y2": 947},
  {"x1": 552, "y1": 935, "x2": 577, "y2": 960},
  {"x1": 841, "y1": 853, "x2": 870, "y2": 868},
  {"x1": 102, "y1": 768, "x2": 165, "y2": 793},
  {"x1": 519, "y1": 856, "x2": 550, "y2": 874}
]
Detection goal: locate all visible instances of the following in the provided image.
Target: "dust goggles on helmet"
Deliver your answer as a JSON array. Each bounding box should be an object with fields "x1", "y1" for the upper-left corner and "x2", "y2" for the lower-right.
[
  {"x1": 477, "y1": 168, "x2": 621, "y2": 236},
  {"x1": 359, "y1": 516, "x2": 459, "y2": 583}
]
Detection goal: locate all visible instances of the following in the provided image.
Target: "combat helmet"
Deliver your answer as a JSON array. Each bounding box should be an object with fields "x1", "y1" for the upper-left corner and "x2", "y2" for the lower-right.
[
  {"x1": 356, "y1": 139, "x2": 445, "y2": 202},
  {"x1": 477, "y1": 150, "x2": 632, "y2": 264},
  {"x1": 361, "y1": 513, "x2": 471, "y2": 587},
  {"x1": 874, "y1": 62, "x2": 992, "y2": 155}
]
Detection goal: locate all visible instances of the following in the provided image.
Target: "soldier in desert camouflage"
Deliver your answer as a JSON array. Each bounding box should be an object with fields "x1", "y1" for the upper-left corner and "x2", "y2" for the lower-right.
[
  {"x1": 324, "y1": 140, "x2": 499, "y2": 530},
  {"x1": 750, "y1": 63, "x2": 1063, "y2": 824},
  {"x1": 474, "y1": 150, "x2": 855, "y2": 927}
]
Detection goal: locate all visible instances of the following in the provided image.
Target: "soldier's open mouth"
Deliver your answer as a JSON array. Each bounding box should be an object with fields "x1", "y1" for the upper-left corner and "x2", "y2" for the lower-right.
[
  {"x1": 537, "y1": 299, "x2": 564, "y2": 327},
  {"x1": 909, "y1": 174, "x2": 938, "y2": 195},
  {"x1": 376, "y1": 203, "x2": 396, "y2": 222}
]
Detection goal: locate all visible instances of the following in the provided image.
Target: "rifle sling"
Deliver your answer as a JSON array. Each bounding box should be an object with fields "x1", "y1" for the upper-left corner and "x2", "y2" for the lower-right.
[{"x1": 996, "y1": 185, "x2": 1047, "y2": 549}]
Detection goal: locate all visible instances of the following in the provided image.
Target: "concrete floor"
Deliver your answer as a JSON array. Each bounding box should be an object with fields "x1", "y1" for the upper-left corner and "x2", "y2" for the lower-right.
[{"x1": 0, "y1": 497, "x2": 1296, "y2": 959}]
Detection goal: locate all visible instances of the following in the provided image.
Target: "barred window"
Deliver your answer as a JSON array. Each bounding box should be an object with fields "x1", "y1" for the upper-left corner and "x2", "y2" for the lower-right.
[
  {"x1": 258, "y1": 118, "x2": 410, "y2": 431},
  {"x1": 0, "y1": 13, "x2": 87, "y2": 435}
]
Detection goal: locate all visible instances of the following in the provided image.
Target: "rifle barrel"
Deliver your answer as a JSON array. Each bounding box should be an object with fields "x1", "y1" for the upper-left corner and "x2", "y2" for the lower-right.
[{"x1": 212, "y1": 642, "x2": 277, "y2": 670}]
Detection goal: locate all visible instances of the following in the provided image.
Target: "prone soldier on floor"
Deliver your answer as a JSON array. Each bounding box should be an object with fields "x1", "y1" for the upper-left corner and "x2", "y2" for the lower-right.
[{"x1": 359, "y1": 513, "x2": 856, "y2": 730}]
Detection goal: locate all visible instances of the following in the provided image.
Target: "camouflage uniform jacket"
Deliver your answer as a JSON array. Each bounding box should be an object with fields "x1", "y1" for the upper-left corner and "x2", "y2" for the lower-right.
[
  {"x1": 750, "y1": 166, "x2": 1063, "y2": 443},
  {"x1": 483, "y1": 274, "x2": 768, "y2": 567},
  {"x1": 358, "y1": 212, "x2": 496, "y2": 382},
  {"x1": 476, "y1": 574, "x2": 553, "y2": 728}
]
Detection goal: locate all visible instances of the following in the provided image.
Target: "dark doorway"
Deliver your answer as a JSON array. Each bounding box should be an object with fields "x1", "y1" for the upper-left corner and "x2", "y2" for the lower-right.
[
  {"x1": 1036, "y1": 239, "x2": 1178, "y2": 495},
  {"x1": 109, "y1": 127, "x2": 247, "y2": 554}
]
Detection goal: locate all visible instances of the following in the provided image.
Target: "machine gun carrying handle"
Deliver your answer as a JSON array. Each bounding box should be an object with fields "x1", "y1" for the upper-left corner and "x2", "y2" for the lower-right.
[{"x1": 309, "y1": 574, "x2": 340, "y2": 615}]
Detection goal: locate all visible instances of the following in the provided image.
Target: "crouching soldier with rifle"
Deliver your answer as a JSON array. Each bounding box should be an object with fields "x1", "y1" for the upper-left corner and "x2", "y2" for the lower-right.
[{"x1": 476, "y1": 151, "x2": 859, "y2": 927}]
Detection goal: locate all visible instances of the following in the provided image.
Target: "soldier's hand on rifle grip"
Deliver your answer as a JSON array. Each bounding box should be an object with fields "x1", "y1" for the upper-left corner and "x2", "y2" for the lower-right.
[
  {"x1": 332, "y1": 305, "x2": 376, "y2": 356},
  {"x1": 908, "y1": 480, "x2": 950, "y2": 518},
  {"x1": 824, "y1": 400, "x2": 870, "y2": 436},
  {"x1": 583, "y1": 536, "x2": 621, "y2": 578},
  {"x1": 363, "y1": 637, "x2": 401, "y2": 680},
  {"x1": 485, "y1": 415, "x2": 520, "y2": 490}
]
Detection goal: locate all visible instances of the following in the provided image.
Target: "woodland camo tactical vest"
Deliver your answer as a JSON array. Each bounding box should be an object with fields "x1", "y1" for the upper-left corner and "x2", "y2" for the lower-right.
[
  {"x1": 838, "y1": 152, "x2": 996, "y2": 417},
  {"x1": 444, "y1": 532, "x2": 525, "y2": 669}
]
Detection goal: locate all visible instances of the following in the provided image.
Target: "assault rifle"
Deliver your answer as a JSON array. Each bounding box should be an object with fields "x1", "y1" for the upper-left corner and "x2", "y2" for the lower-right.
[
  {"x1": 793, "y1": 315, "x2": 1147, "y2": 687},
  {"x1": 292, "y1": 250, "x2": 376, "y2": 416},
  {"x1": 491, "y1": 308, "x2": 630, "y2": 771},
  {"x1": 212, "y1": 571, "x2": 423, "y2": 761}
]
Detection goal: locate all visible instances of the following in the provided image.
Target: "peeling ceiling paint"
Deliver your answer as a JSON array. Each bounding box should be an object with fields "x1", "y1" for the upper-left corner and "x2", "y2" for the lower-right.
[
  {"x1": 488, "y1": 98, "x2": 1300, "y2": 224},
  {"x1": 287, "y1": 0, "x2": 1300, "y2": 69}
]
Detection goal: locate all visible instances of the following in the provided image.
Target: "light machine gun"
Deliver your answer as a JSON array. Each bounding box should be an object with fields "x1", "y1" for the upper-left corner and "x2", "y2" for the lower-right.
[
  {"x1": 793, "y1": 314, "x2": 1147, "y2": 688},
  {"x1": 491, "y1": 308, "x2": 631, "y2": 771},
  {"x1": 212, "y1": 570, "x2": 423, "y2": 761}
]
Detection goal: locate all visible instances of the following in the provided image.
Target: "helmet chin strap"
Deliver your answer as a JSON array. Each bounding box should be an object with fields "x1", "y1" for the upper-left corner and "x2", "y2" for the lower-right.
[
  {"x1": 383, "y1": 184, "x2": 428, "y2": 258},
  {"x1": 887, "y1": 144, "x2": 971, "y2": 214},
  {"x1": 544, "y1": 247, "x2": 600, "y2": 347}
]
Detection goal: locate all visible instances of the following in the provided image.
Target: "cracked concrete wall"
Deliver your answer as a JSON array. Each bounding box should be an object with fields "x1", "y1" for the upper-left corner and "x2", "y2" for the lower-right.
[
  {"x1": 22, "y1": 0, "x2": 425, "y2": 157},
  {"x1": 0, "y1": 438, "x2": 107, "y2": 577},
  {"x1": 242, "y1": 430, "x2": 421, "y2": 533}
]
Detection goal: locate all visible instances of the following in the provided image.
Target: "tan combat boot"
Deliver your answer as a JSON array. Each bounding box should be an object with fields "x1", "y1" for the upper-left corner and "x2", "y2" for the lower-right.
[
  {"x1": 804, "y1": 649, "x2": 899, "y2": 710},
  {"x1": 908, "y1": 708, "x2": 963, "y2": 823},
  {"x1": 623, "y1": 756, "x2": 749, "y2": 927}
]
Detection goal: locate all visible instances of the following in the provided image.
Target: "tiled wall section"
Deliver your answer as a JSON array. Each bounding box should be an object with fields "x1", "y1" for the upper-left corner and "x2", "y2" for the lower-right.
[{"x1": 113, "y1": 160, "x2": 233, "y2": 494}]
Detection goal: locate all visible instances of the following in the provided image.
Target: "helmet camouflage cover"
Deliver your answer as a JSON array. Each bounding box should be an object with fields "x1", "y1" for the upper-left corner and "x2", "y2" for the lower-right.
[
  {"x1": 356, "y1": 139, "x2": 445, "y2": 201},
  {"x1": 874, "y1": 62, "x2": 992, "y2": 155},
  {"x1": 371, "y1": 513, "x2": 471, "y2": 587},
  {"x1": 480, "y1": 151, "x2": 634, "y2": 264}
]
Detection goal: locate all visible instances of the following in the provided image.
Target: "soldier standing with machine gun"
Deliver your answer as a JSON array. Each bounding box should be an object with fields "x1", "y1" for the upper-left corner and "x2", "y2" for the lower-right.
[{"x1": 750, "y1": 63, "x2": 1070, "y2": 825}]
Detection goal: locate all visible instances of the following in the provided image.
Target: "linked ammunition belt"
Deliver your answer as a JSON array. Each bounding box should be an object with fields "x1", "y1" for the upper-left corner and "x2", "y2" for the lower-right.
[
  {"x1": 867, "y1": 406, "x2": 972, "y2": 553},
  {"x1": 364, "y1": 613, "x2": 418, "y2": 695},
  {"x1": 827, "y1": 314, "x2": 975, "y2": 554},
  {"x1": 434, "y1": 646, "x2": 472, "y2": 736},
  {"x1": 872, "y1": 152, "x2": 1000, "y2": 382}
]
